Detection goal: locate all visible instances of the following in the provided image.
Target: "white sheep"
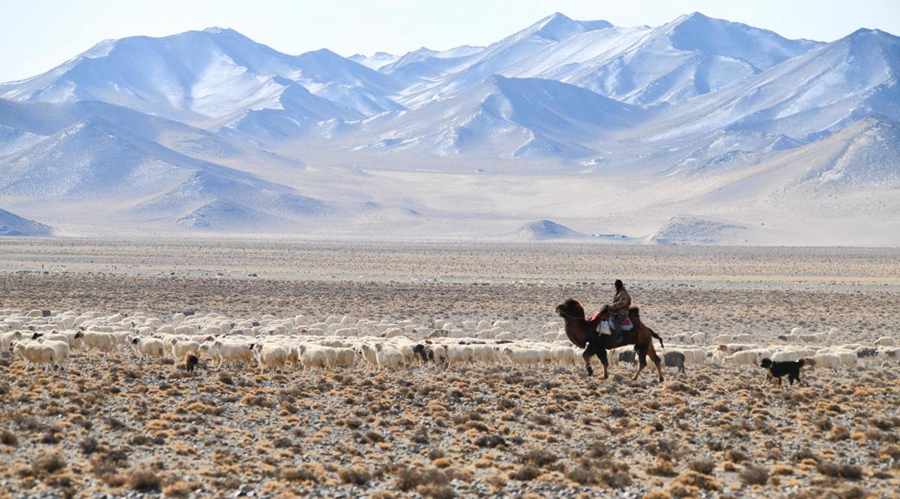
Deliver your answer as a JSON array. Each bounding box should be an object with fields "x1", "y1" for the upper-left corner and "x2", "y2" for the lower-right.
[
  {"x1": 875, "y1": 337, "x2": 896, "y2": 347},
  {"x1": 12, "y1": 341, "x2": 59, "y2": 372},
  {"x1": 170, "y1": 339, "x2": 201, "y2": 360},
  {"x1": 502, "y1": 346, "x2": 543, "y2": 368},
  {"x1": 332, "y1": 347, "x2": 357, "y2": 368},
  {"x1": 83, "y1": 331, "x2": 118, "y2": 355},
  {"x1": 1, "y1": 331, "x2": 27, "y2": 351},
  {"x1": 445, "y1": 345, "x2": 474, "y2": 366},
  {"x1": 131, "y1": 337, "x2": 166, "y2": 362},
  {"x1": 200, "y1": 340, "x2": 253, "y2": 370},
  {"x1": 252, "y1": 344, "x2": 289, "y2": 373},
  {"x1": 809, "y1": 353, "x2": 841, "y2": 370},
  {"x1": 40, "y1": 340, "x2": 71, "y2": 370},
  {"x1": 374, "y1": 343, "x2": 406, "y2": 370}
]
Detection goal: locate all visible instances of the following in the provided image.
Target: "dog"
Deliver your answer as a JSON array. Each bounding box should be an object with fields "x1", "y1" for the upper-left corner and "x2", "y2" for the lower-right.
[
  {"x1": 184, "y1": 352, "x2": 199, "y2": 373},
  {"x1": 760, "y1": 358, "x2": 805, "y2": 386}
]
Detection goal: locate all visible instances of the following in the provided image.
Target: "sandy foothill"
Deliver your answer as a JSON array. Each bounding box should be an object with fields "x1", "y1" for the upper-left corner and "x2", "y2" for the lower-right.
[{"x1": 1, "y1": 239, "x2": 899, "y2": 498}]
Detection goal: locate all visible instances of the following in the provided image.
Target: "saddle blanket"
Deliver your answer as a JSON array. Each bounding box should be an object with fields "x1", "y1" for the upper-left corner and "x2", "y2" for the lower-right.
[{"x1": 591, "y1": 313, "x2": 633, "y2": 334}]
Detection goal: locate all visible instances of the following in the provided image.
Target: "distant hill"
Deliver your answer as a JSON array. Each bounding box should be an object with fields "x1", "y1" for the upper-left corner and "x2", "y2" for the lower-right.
[{"x1": 0, "y1": 208, "x2": 52, "y2": 236}]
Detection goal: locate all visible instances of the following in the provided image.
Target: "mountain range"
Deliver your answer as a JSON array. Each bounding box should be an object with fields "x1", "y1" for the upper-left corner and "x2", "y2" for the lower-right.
[{"x1": 0, "y1": 12, "x2": 898, "y2": 245}]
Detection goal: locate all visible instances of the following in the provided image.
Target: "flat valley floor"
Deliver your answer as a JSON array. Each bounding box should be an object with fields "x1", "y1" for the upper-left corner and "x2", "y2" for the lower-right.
[{"x1": 1, "y1": 239, "x2": 899, "y2": 498}]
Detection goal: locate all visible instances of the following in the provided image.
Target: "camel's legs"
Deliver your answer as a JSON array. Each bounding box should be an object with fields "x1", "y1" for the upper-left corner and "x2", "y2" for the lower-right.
[
  {"x1": 647, "y1": 345, "x2": 664, "y2": 382},
  {"x1": 634, "y1": 347, "x2": 647, "y2": 380},
  {"x1": 597, "y1": 348, "x2": 609, "y2": 379}
]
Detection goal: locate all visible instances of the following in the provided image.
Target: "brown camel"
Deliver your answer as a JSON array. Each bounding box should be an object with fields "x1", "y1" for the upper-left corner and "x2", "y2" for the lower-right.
[{"x1": 555, "y1": 298, "x2": 665, "y2": 381}]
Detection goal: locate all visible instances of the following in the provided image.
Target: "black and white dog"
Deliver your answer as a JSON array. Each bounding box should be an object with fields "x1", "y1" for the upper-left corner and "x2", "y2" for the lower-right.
[{"x1": 760, "y1": 358, "x2": 805, "y2": 386}]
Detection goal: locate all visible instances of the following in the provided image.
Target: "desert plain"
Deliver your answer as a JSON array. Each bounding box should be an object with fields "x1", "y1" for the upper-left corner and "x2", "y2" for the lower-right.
[{"x1": 1, "y1": 238, "x2": 899, "y2": 499}]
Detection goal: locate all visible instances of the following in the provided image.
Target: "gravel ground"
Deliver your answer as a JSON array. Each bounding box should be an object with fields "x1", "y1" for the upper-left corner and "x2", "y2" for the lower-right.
[{"x1": 1, "y1": 239, "x2": 899, "y2": 498}]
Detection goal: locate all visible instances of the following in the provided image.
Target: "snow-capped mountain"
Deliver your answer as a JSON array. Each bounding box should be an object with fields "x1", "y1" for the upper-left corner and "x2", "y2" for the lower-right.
[
  {"x1": 0, "y1": 13, "x2": 897, "y2": 244},
  {"x1": 0, "y1": 27, "x2": 401, "y2": 125},
  {"x1": 354, "y1": 75, "x2": 642, "y2": 158}
]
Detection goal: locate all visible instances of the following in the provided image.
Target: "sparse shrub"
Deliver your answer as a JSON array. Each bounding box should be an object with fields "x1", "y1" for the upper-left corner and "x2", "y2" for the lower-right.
[
  {"x1": 395, "y1": 465, "x2": 425, "y2": 492},
  {"x1": 813, "y1": 418, "x2": 833, "y2": 431},
  {"x1": 128, "y1": 468, "x2": 161, "y2": 491},
  {"x1": 817, "y1": 462, "x2": 863, "y2": 480},
  {"x1": 280, "y1": 466, "x2": 319, "y2": 483},
  {"x1": 739, "y1": 465, "x2": 769, "y2": 486},
  {"x1": 0, "y1": 429, "x2": 18, "y2": 446},
  {"x1": 880, "y1": 444, "x2": 900, "y2": 460},
  {"x1": 521, "y1": 448, "x2": 558, "y2": 467},
  {"x1": 566, "y1": 466, "x2": 597, "y2": 485},
  {"x1": 339, "y1": 466, "x2": 371, "y2": 485},
  {"x1": 647, "y1": 457, "x2": 677, "y2": 476},
  {"x1": 672, "y1": 470, "x2": 722, "y2": 491},
  {"x1": 511, "y1": 465, "x2": 541, "y2": 481},
  {"x1": 588, "y1": 440, "x2": 609, "y2": 458},
  {"x1": 474, "y1": 434, "x2": 506, "y2": 448},
  {"x1": 792, "y1": 448, "x2": 818, "y2": 462},
  {"x1": 688, "y1": 459, "x2": 715, "y2": 475},
  {"x1": 162, "y1": 480, "x2": 194, "y2": 498},
  {"x1": 33, "y1": 451, "x2": 66, "y2": 475},
  {"x1": 831, "y1": 426, "x2": 851, "y2": 441},
  {"x1": 600, "y1": 460, "x2": 633, "y2": 489},
  {"x1": 727, "y1": 449, "x2": 747, "y2": 463},
  {"x1": 79, "y1": 436, "x2": 99, "y2": 456},
  {"x1": 529, "y1": 413, "x2": 552, "y2": 426}
]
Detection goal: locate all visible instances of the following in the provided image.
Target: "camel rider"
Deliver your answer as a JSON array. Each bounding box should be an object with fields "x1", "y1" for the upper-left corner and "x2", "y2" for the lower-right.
[{"x1": 609, "y1": 279, "x2": 631, "y2": 344}]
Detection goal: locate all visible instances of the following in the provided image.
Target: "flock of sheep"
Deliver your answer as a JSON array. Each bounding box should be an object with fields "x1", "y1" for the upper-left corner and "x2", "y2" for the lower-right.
[{"x1": 3, "y1": 308, "x2": 899, "y2": 378}]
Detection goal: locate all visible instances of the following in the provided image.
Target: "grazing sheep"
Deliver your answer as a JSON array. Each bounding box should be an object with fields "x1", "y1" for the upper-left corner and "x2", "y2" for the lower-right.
[
  {"x1": 501, "y1": 347, "x2": 542, "y2": 368},
  {"x1": 332, "y1": 347, "x2": 357, "y2": 368},
  {"x1": 618, "y1": 349, "x2": 636, "y2": 365},
  {"x1": 875, "y1": 337, "x2": 896, "y2": 347},
  {"x1": 806, "y1": 353, "x2": 838, "y2": 370},
  {"x1": 1, "y1": 330, "x2": 27, "y2": 351},
  {"x1": 444, "y1": 344, "x2": 474, "y2": 366},
  {"x1": 297, "y1": 345, "x2": 332, "y2": 370},
  {"x1": 251, "y1": 343, "x2": 289, "y2": 373},
  {"x1": 12, "y1": 341, "x2": 59, "y2": 372},
  {"x1": 170, "y1": 339, "x2": 201, "y2": 360},
  {"x1": 200, "y1": 340, "x2": 254, "y2": 370},
  {"x1": 374, "y1": 343, "x2": 406, "y2": 370},
  {"x1": 40, "y1": 340, "x2": 71, "y2": 370},
  {"x1": 131, "y1": 337, "x2": 166, "y2": 362},
  {"x1": 82, "y1": 331, "x2": 118, "y2": 355},
  {"x1": 663, "y1": 351, "x2": 686, "y2": 375}
]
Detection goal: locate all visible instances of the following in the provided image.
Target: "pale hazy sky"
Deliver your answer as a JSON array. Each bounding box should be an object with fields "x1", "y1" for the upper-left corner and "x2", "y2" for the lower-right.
[{"x1": 1, "y1": 0, "x2": 898, "y2": 82}]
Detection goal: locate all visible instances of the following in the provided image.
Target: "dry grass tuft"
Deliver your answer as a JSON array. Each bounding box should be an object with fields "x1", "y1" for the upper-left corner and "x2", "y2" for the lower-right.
[
  {"x1": 32, "y1": 450, "x2": 66, "y2": 475},
  {"x1": 671, "y1": 470, "x2": 722, "y2": 492},
  {"x1": 338, "y1": 465, "x2": 371, "y2": 485},
  {"x1": 280, "y1": 466, "x2": 320, "y2": 483},
  {"x1": 739, "y1": 465, "x2": 769, "y2": 486},
  {"x1": 688, "y1": 459, "x2": 716, "y2": 475},
  {"x1": 127, "y1": 468, "x2": 162, "y2": 491},
  {"x1": 647, "y1": 457, "x2": 677, "y2": 477},
  {"x1": 0, "y1": 428, "x2": 19, "y2": 446},
  {"x1": 816, "y1": 462, "x2": 863, "y2": 480},
  {"x1": 510, "y1": 465, "x2": 542, "y2": 481}
]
